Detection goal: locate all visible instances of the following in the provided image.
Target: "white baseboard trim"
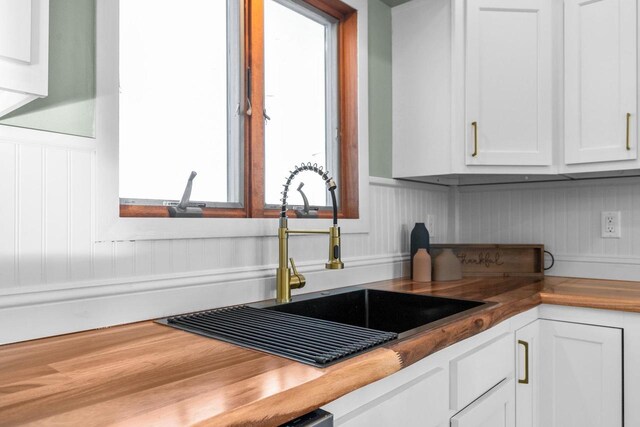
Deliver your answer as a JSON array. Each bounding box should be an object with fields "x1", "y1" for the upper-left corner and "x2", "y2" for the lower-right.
[
  {"x1": 547, "y1": 254, "x2": 640, "y2": 281},
  {"x1": 0, "y1": 254, "x2": 410, "y2": 345}
]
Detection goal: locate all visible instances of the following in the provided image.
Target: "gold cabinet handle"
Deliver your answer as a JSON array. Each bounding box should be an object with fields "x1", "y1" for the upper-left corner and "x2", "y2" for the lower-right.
[
  {"x1": 627, "y1": 113, "x2": 632, "y2": 151},
  {"x1": 471, "y1": 121, "x2": 478, "y2": 157},
  {"x1": 518, "y1": 340, "x2": 529, "y2": 384}
]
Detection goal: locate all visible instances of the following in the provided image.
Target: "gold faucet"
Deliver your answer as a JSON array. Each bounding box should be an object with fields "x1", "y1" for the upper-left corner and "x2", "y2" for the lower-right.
[{"x1": 275, "y1": 164, "x2": 344, "y2": 303}]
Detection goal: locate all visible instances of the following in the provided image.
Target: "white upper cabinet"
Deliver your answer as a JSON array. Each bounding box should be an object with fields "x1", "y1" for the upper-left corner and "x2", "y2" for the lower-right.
[
  {"x1": 393, "y1": 0, "x2": 640, "y2": 182},
  {"x1": 564, "y1": 0, "x2": 637, "y2": 166},
  {"x1": 392, "y1": 0, "x2": 455, "y2": 179},
  {"x1": 0, "y1": 0, "x2": 49, "y2": 118},
  {"x1": 392, "y1": 0, "x2": 558, "y2": 184},
  {"x1": 466, "y1": 0, "x2": 553, "y2": 166}
]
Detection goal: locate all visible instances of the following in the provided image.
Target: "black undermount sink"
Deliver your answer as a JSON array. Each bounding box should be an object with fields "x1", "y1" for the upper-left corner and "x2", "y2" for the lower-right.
[
  {"x1": 159, "y1": 288, "x2": 491, "y2": 367},
  {"x1": 262, "y1": 288, "x2": 490, "y2": 339}
]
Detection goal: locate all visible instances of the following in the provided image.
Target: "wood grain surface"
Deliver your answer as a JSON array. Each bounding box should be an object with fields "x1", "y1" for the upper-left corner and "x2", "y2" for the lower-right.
[
  {"x1": 540, "y1": 276, "x2": 640, "y2": 312},
  {"x1": 1, "y1": 275, "x2": 639, "y2": 426},
  {"x1": 430, "y1": 244, "x2": 545, "y2": 277}
]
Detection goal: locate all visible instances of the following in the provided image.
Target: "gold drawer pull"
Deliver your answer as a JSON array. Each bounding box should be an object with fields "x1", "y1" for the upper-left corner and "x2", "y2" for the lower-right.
[
  {"x1": 518, "y1": 340, "x2": 529, "y2": 384},
  {"x1": 627, "y1": 113, "x2": 632, "y2": 151},
  {"x1": 471, "y1": 121, "x2": 478, "y2": 157}
]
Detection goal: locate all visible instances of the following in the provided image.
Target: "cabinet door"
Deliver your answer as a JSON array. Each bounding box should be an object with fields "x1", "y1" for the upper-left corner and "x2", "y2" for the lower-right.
[
  {"x1": 466, "y1": 0, "x2": 553, "y2": 166},
  {"x1": 0, "y1": 0, "x2": 49, "y2": 117},
  {"x1": 538, "y1": 320, "x2": 622, "y2": 427},
  {"x1": 564, "y1": 0, "x2": 637, "y2": 164},
  {"x1": 451, "y1": 379, "x2": 515, "y2": 427},
  {"x1": 0, "y1": 0, "x2": 32, "y2": 63},
  {"x1": 516, "y1": 319, "x2": 623, "y2": 427}
]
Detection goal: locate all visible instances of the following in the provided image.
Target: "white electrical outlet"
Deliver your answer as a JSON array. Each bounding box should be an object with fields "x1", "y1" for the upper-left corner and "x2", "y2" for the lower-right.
[
  {"x1": 601, "y1": 211, "x2": 621, "y2": 238},
  {"x1": 427, "y1": 215, "x2": 435, "y2": 237}
]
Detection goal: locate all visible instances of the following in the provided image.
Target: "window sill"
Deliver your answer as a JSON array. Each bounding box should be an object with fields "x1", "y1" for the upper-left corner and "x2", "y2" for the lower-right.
[{"x1": 96, "y1": 215, "x2": 369, "y2": 242}]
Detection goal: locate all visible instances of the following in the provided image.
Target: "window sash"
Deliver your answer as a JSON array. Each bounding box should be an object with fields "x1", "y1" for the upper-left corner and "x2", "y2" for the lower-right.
[
  {"x1": 119, "y1": 0, "x2": 244, "y2": 209},
  {"x1": 262, "y1": 0, "x2": 340, "y2": 209},
  {"x1": 227, "y1": 0, "x2": 245, "y2": 205},
  {"x1": 246, "y1": 0, "x2": 358, "y2": 220}
]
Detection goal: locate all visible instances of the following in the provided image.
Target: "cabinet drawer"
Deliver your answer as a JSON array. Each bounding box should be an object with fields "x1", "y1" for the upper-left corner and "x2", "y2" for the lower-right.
[
  {"x1": 450, "y1": 333, "x2": 512, "y2": 410},
  {"x1": 451, "y1": 379, "x2": 515, "y2": 427}
]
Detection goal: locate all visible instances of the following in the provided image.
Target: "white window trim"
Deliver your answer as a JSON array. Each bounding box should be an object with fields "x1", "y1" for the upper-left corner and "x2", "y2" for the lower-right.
[{"x1": 94, "y1": 0, "x2": 369, "y2": 241}]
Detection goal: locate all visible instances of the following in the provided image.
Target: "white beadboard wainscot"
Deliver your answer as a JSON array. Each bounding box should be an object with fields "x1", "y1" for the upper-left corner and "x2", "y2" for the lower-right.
[
  {"x1": 457, "y1": 178, "x2": 640, "y2": 280},
  {"x1": 0, "y1": 126, "x2": 450, "y2": 344}
]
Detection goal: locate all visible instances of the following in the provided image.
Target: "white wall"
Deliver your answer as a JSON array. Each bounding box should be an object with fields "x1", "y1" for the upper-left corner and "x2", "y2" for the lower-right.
[
  {"x1": 457, "y1": 178, "x2": 640, "y2": 281},
  {"x1": 0, "y1": 128, "x2": 450, "y2": 343},
  {"x1": 3, "y1": 124, "x2": 640, "y2": 344}
]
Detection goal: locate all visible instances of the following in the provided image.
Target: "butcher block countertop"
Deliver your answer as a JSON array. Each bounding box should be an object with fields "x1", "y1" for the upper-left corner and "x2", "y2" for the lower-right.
[{"x1": 2, "y1": 275, "x2": 640, "y2": 426}]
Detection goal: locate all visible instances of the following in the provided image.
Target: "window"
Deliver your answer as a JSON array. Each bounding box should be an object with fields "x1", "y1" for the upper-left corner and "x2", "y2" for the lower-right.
[
  {"x1": 119, "y1": 0, "x2": 358, "y2": 219},
  {"x1": 263, "y1": 0, "x2": 338, "y2": 208},
  {"x1": 118, "y1": 0, "x2": 244, "y2": 217}
]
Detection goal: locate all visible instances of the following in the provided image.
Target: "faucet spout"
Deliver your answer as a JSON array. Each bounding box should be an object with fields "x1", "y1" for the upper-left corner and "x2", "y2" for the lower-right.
[
  {"x1": 280, "y1": 163, "x2": 338, "y2": 225},
  {"x1": 275, "y1": 163, "x2": 344, "y2": 303}
]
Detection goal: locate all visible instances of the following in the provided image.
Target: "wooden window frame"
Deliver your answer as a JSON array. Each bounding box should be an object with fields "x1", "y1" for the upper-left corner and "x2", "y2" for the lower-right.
[{"x1": 120, "y1": 0, "x2": 358, "y2": 219}]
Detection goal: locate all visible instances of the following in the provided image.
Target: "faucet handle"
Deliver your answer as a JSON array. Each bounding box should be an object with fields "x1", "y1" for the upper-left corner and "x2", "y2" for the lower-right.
[
  {"x1": 289, "y1": 258, "x2": 306, "y2": 289},
  {"x1": 289, "y1": 258, "x2": 299, "y2": 275}
]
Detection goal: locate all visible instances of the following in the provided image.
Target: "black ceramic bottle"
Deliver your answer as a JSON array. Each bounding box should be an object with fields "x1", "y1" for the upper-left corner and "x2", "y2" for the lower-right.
[{"x1": 410, "y1": 222, "x2": 430, "y2": 279}]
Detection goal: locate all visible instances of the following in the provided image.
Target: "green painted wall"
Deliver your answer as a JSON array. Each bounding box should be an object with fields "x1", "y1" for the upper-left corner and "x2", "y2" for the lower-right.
[
  {"x1": 367, "y1": 0, "x2": 393, "y2": 179},
  {"x1": 0, "y1": 0, "x2": 96, "y2": 138}
]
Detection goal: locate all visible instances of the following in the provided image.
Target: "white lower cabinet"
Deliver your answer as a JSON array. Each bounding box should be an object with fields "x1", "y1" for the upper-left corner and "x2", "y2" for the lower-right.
[
  {"x1": 449, "y1": 334, "x2": 512, "y2": 411},
  {"x1": 322, "y1": 325, "x2": 513, "y2": 427},
  {"x1": 516, "y1": 319, "x2": 623, "y2": 427},
  {"x1": 323, "y1": 307, "x2": 630, "y2": 427},
  {"x1": 331, "y1": 366, "x2": 448, "y2": 427},
  {"x1": 451, "y1": 379, "x2": 515, "y2": 427}
]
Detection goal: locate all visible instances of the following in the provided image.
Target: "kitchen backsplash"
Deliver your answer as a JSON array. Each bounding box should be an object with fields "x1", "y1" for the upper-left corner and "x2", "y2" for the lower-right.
[
  {"x1": 0, "y1": 137, "x2": 449, "y2": 290},
  {"x1": 0, "y1": 131, "x2": 449, "y2": 343},
  {"x1": 3, "y1": 127, "x2": 640, "y2": 343},
  {"x1": 458, "y1": 177, "x2": 640, "y2": 280}
]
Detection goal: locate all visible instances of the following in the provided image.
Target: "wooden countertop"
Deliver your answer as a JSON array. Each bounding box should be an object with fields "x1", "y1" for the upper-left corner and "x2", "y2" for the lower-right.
[{"x1": 2, "y1": 275, "x2": 640, "y2": 426}]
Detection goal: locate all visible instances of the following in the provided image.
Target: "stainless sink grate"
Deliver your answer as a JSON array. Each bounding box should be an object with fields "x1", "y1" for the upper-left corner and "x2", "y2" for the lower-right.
[{"x1": 162, "y1": 305, "x2": 398, "y2": 367}]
